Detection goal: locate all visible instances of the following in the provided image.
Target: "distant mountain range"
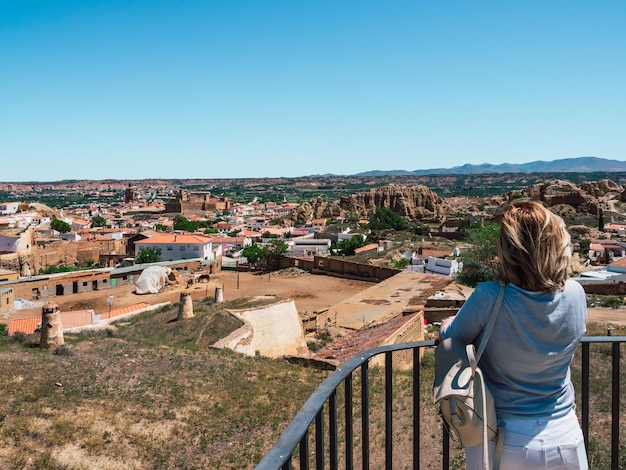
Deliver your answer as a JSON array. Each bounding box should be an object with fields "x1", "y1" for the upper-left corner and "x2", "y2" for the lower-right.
[{"x1": 355, "y1": 156, "x2": 626, "y2": 176}]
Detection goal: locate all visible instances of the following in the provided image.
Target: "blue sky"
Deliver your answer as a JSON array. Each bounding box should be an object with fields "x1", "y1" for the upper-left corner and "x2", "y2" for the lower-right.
[{"x1": 1, "y1": 1, "x2": 625, "y2": 182}]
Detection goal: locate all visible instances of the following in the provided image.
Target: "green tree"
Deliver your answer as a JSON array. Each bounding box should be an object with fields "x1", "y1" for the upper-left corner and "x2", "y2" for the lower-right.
[
  {"x1": 578, "y1": 239, "x2": 591, "y2": 257},
  {"x1": 242, "y1": 243, "x2": 269, "y2": 269},
  {"x1": 172, "y1": 215, "x2": 212, "y2": 232},
  {"x1": 368, "y1": 207, "x2": 409, "y2": 231},
  {"x1": 456, "y1": 222, "x2": 500, "y2": 287},
  {"x1": 393, "y1": 257, "x2": 411, "y2": 269},
  {"x1": 409, "y1": 222, "x2": 428, "y2": 235},
  {"x1": 51, "y1": 218, "x2": 72, "y2": 233},
  {"x1": 42, "y1": 264, "x2": 78, "y2": 274},
  {"x1": 268, "y1": 239, "x2": 289, "y2": 257},
  {"x1": 173, "y1": 215, "x2": 197, "y2": 232},
  {"x1": 136, "y1": 247, "x2": 162, "y2": 264},
  {"x1": 91, "y1": 215, "x2": 107, "y2": 228},
  {"x1": 335, "y1": 234, "x2": 367, "y2": 255}
]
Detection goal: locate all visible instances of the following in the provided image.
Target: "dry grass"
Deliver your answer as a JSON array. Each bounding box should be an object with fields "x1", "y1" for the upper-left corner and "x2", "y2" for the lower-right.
[
  {"x1": 0, "y1": 300, "x2": 329, "y2": 469},
  {"x1": 0, "y1": 299, "x2": 623, "y2": 469}
]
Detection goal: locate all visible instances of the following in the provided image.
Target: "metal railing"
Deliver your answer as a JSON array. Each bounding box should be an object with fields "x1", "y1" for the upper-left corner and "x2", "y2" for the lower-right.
[{"x1": 256, "y1": 336, "x2": 625, "y2": 470}]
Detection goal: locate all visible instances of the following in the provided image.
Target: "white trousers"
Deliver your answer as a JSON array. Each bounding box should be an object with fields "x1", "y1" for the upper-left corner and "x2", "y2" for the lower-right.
[{"x1": 466, "y1": 408, "x2": 588, "y2": 469}]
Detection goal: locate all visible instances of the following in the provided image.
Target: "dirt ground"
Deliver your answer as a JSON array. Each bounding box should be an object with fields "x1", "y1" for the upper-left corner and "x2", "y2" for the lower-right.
[
  {"x1": 6, "y1": 270, "x2": 374, "y2": 321},
  {"x1": 6, "y1": 269, "x2": 626, "y2": 327}
]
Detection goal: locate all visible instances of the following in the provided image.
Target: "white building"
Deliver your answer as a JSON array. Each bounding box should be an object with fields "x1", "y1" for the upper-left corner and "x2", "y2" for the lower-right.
[
  {"x1": 0, "y1": 202, "x2": 19, "y2": 215},
  {"x1": 288, "y1": 239, "x2": 331, "y2": 257},
  {"x1": 423, "y1": 256, "x2": 460, "y2": 277},
  {"x1": 134, "y1": 233, "x2": 215, "y2": 262},
  {"x1": 0, "y1": 228, "x2": 34, "y2": 254}
]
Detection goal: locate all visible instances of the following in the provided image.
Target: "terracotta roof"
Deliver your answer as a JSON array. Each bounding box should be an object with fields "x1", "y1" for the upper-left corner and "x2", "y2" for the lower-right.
[
  {"x1": 239, "y1": 230, "x2": 262, "y2": 237},
  {"x1": 314, "y1": 315, "x2": 418, "y2": 364},
  {"x1": 135, "y1": 233, "x2": 212, "y2": 245},
  {"x1": 422, "y1": 248, "x2": 453, "y2": 259},
  {"x1": 8, "y1": 303, "x2": 151, "y2": 335},
  {"x1": 261, "y1": 227, "x2": 288, "y2": 235},
  {"x1": 102, "y1": 302, "x2": 150, "y2": 320},
  {"x1": 609, "y1": 257, "x2": 626, "y2": 268},
  {"x1": 205, "y1": 236, "x2": 245, "y2": 244},
  {"x1": 8, "y1": 317, "x2": 40, "y2": 335},
  {"x1": 354, "y1": 243, "x2": 378, "y2": 254},
  {"x1": 61, "y1": 310, "x2": 95, "y2": 329}
]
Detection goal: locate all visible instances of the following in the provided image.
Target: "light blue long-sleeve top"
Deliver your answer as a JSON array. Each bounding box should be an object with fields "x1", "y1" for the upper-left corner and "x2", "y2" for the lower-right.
[{"x1": 440, "y1": 279, "x2": 587, "y2": 419}]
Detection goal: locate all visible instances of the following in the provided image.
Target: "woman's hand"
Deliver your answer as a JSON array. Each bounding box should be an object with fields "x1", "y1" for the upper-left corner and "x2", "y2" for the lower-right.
[{"x1": 437, "y1": 315, "x2": 456, "y2": 340}]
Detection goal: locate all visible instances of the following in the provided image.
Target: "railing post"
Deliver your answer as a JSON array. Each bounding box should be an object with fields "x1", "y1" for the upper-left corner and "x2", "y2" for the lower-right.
[
  {"x1": 329, "y1": 390, "x2": 338, "y2": 470},
  {"x1": 385, "y1": 352, "x2": 393, "y2": 470},
  {"x1": 345, "y1": 374, "x2": 354, "y2": 469},
  {"x1": 442, "y1": 424, "x2": 450, "y2": 470},
  {"x1": 315, "y1": 412, "x2": 324, "y2": 470},
  {"x1": 300, "y1": 431, "x2": 309, "y2": 470},
  {"x1": 361, "y1": 363, "x2": 370, "y2": 470},
  {"x1": 611, "y1": 341, "x2": 620, "y2": 470},
  {"x1": 413, "y1": 348, "x2": 421, "y2": 470},
  {"x1": 255, "y1": 337, "x2": 625, "y2": 470},
  {"x1": 581, "y1": 341, "x2": 590, "y2": 454}
]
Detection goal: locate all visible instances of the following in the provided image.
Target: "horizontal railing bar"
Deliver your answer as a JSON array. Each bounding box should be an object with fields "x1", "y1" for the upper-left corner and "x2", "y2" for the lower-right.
[
  {"x1": 580, "y1": 336, "x2": 626, "y2": 343},
  {"x1": 255, "y1": 340, "x2": 437, "y2": 469},
  {"x1": 256, "y1": 336, "x2": 625, "y2": 470}
]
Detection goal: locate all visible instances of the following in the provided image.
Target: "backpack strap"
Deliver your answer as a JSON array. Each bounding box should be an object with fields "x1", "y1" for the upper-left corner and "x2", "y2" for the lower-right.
[
  {"x1": 474, "y1": 282, "x2": 505, "y2": 470},
  {"x1": 475, "y1": 282, "x2": 506, "y2": 362}
]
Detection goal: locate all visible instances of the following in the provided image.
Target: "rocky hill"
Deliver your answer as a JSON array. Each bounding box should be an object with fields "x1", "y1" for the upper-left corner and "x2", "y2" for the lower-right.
[
  {"x1": 510, "y1": 179, "x2": 625, "y2": 216},
  {"x1": 338, "y1": 184, "x2": 445, "y2": 221},
  {"x1": 285, "y1": 179, "x2": 626, "y2": 226},
  {"x1": 285, "y1": 184, "x2": 445, "y2": 226}
]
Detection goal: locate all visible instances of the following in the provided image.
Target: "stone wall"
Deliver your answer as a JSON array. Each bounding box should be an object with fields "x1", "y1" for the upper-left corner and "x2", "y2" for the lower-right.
[
  {"x1": 579, "y1": 281, "x2": 626, "y2": 295},
  {"x1": 268, "y1": 255, "x2": 399, "y2": 281}
]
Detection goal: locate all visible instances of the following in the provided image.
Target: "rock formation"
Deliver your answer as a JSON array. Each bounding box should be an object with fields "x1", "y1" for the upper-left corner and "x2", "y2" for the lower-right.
[
  {"x1": 517, "y1": 180, "x2": 603, "y2": 215},
  {"x1": 338, "y1": 184, "x2": 446, "y2": 221},
  {"x1": 288, "y1": 198, "x2": 343, "y2": 226},
  {"x1": 285, "y1": 184, "x2": 447, "y2": 225},
  {"x1": 577, "y1": 179, "x2": 624, "y2": 199}
]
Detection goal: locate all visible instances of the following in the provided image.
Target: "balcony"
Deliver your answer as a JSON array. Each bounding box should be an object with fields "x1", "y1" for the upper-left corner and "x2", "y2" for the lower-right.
[{"x1": 256, "y1": 334, "x2": 625, "y2": 470}]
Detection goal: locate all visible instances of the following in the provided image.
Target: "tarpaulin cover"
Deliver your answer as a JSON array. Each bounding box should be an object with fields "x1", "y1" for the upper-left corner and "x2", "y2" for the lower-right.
[{"x1": 135, "y1": 266, "x2": 170, "y2": 294}]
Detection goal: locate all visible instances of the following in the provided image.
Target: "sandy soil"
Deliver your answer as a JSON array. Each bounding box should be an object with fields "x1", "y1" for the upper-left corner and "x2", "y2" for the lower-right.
[
  {"x1": 6, "y1": 270, "x2": 374, "y2": 321},
  {"x1": 586, "y1": 306, "x2": 626, "y2": 326}
]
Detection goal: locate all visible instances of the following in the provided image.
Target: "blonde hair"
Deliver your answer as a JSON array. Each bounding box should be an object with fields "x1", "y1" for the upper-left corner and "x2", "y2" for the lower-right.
[{"x1": 496, "y1": 199, "x2": 571, "y2": 292}]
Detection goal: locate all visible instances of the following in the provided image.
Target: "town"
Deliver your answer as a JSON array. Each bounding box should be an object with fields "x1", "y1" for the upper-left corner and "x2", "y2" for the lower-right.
[
  {"x1": 2, "y1": 176, "x2": 626, "y2": 332},
  {"x1": 1, "y1": 176, "x2": 625, "y2": 469}
]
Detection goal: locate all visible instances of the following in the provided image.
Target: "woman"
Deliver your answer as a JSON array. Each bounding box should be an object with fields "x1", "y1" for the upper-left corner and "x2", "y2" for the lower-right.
[{"x1": 440, "y1": 199, "x2": 588, "y2": 469}]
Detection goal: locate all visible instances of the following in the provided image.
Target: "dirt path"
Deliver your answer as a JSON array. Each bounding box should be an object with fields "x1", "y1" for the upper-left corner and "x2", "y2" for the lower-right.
[{"x1": 587, "y1": 307, "x2": 626, "y2": 326}]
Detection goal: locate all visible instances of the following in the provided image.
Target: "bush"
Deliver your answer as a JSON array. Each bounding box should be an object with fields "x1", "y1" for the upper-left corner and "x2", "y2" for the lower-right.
[
  {"x1": 54, "y1": 345, "x2": 75, "y2": 356},
  {"x1": 602, "y1": 296, "x2": 623, "y2": 309},
  {"x1": 456, "y1": 260, "x2": 497, "y2": 287}
]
